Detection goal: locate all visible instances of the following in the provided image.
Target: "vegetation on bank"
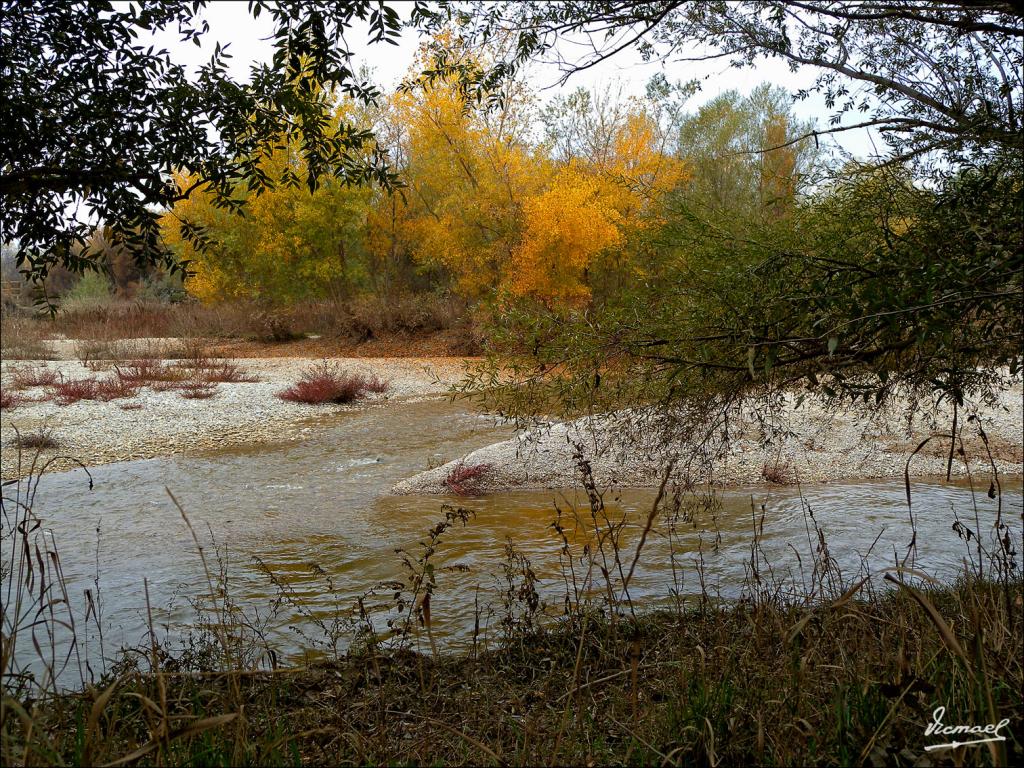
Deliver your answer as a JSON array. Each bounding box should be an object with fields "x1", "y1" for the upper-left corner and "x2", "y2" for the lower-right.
[
  {"x1": 5, "y1": 582, "x2": 1022, "y2": 767},
  {"x1": 5, "y1": 3, "x2": 1020, "y2": 416},
  {"x1": 276, "y1": 360, "x2": 388, "y2": 405},
  {"x1": 0, "y1": 350, "x2": 265, "y2": 410}
]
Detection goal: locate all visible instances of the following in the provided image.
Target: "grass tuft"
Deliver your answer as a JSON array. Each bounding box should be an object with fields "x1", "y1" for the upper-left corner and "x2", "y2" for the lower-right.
[
  {"x1": 10, "y1": 365, "x2": 59, "y2": 390},
  {"x1": 445, "y1": 461, "x2": 492, "y2": 496},
  {"x1": 276, "y1": 361, "x2": 388, "y2": 405},
  {"x1": 10, "y1": 431, "x2": 60, "y2": 450},
  {"x1": 179, "y1": 381, "x2": 218, "y2": 399}
]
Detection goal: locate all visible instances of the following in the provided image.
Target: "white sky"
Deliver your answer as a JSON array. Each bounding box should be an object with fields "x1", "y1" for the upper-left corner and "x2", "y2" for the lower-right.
[{"x1": 158, "y1": 1, "x2": 880, "y2": 158}]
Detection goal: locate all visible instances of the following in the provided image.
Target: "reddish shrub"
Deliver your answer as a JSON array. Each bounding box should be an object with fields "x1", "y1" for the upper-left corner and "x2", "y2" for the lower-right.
[
  {"x1": 11, "y1": 365, "x2": 59, "y2": 390},
  {"x1": 445, "y1": 461, "x2": 491, "y2": 496},
  {"x1": 1, "y1": 389, "x2": 23, "y2": 410},
  {"x1": 179, "y1": 382, "x2": 217, "y2": 399},
  {"x1": 49, "y1": 377, "x2": 99, "y2": 405},
  {"x1": 115, "y1": 359, "x2": 186, "y2": 385},
  {"x1": 276, "y1": 361, "x2": 388, "y2": 405},
  {"x1": 761, "y1": 459, "x2": 793, "y2": 485},
  {"x1": 95, "y1": 377, "x2": 138, "y2": 401},
  {"x1": 49, "y1": 375, "x2": 137, "y2": 405},
  {"x1": 362, "y1": 374, "x2": 390, "y2": 394}
]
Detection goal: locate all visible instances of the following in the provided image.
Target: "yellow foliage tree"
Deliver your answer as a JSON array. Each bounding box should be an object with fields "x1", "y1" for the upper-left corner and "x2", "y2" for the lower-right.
[
  {"x1": 164, "y1": 37, "x2": 690, "y2": 308},
  {"x1": 510, "y1": 106, "x2": 688, "y2": 304},
  {"x1": 161, "y1": 110, "x2": 374, "y2": 304},
  {"x1": 376, "y1": 36, "x2": 547, "y2": 297},
  {"x1": 509, "y1": 162, "x2": 623, "y2": 304}
]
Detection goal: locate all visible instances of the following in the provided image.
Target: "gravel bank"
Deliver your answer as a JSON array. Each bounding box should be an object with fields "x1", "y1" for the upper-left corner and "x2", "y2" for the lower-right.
[
  {"x1": 392, "y1": 382, "x2": 1024, "y2": 494},
  {"x1": 4, "y1": 355, "x2": 1021, "y2": 491},
  {"x1": 0, "y1": 357, "x2": 474, "y2": 480}
]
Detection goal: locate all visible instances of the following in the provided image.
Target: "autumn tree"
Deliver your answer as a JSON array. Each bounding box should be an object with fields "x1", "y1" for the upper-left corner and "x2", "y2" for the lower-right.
[
  {"x1": 2, "y1": 1, "x2": 416, "y2": 299},
  {"x1": 436, "y1": 2, "x2": 1022, "y2": 412},
  {"x1": 162, "y1": 107, "x2": 375, "y2": 304},
  {"x1": 375, "y1": 36, "x2": 546, "y2": 297},
  {"x1": 513, "y1": 86, "x2": 688, "y2": 305}
]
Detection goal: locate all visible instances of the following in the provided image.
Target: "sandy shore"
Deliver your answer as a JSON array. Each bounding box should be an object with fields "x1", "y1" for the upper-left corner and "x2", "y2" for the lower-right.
[
  {"x1": 392, "y1": 383, "x2": 1024, "y2": 494},
  {"x1": 0, "y1": 357, "x2": 475, "y2": 480}
]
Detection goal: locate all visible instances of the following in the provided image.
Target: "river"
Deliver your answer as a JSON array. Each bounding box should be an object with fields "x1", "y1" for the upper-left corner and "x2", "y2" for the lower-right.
[{"x1": 5, "y1": 398, "x2": 1021, "y2": 684}]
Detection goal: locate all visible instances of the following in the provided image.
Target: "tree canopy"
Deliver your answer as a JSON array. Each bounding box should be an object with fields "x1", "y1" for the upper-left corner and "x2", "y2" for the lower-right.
[
  {"x1": 0, "y1": 0, "x2": 421, "y2": 293},
  {"x1": 431, "y1": 1, "x2": 1023, "y2": 166},
  {"x1": 432, "y1": 1, "x2": 1023, "y2": 413}
]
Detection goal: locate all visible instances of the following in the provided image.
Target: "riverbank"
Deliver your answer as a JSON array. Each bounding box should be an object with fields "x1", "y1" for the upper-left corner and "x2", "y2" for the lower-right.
[
  {"x1": 6, "y1": 577, "x2": 1021, "y2": 766},
  {"x1": 394, "y1": 381, "x2": 1024, "y2": 494},
  {"x1": 0, "y1": 357, "x2": 475, "y2": 480}
]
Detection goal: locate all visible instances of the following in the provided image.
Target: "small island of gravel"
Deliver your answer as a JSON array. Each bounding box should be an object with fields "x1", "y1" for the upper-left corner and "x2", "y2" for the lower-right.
[{"x1": 392, "y1": 381, "x2": 1024, "y2": 494}]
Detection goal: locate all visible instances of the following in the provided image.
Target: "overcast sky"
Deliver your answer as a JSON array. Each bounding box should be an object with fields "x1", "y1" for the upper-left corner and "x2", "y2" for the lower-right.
[{"x1": 157, "y1": 2, "x2": 881, "y2": 158}]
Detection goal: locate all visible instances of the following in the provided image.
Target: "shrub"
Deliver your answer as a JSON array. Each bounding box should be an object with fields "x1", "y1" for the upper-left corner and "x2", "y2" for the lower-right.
[
  {"x1": 445, "y1": 461, "x2": 492, "y2": 496},
  {"x1": 94, "y1": 377, "x2": 138, "y2": 401},
  {"x1": 11, "y1": 431, "x2": 60, "y2": 450},
  {"x1": 73, "y1": 338, "x2": 120, "y2": 368},
  {"x1": 137, "y1": 272, "x2": 187, "y2": 303},
  {"x1": 346, "y1": 292, "x2": 460, "y2": 336},
  {"x1": 10, "y1": 364, "x2": 59, "y2": 389},
  {"x1": 252, "y1": 308, "x2": 302, "y2": 342},
  {"x1": 48, "y1": 375, "x2": 137, "y2": 405},
  {"x1": 0, "y1": 389, "x2": 22, "y2": 409},
  {"x1": 276, "y1": 361, "x2": 388, "y2": 405},
  {"x1": 179, "y1": 381, "x2": 217, "y2": 399},
  {"x1": 361, "y1": 373, "x2": 389, "y2": 394},
  {"x1": 187, "y1": 358, "x2": 259, "y2": 384},
  {"x1": 48, "y1": 377, "x2": 98, "y2": 405},
  {"x1": 761, "y1": 458, "x2": 794, "y2": 485},
  {"x1": 115, "y1": 359, "x2": 187, "y2": 385},
  {"x1": 63, "y1": 270, "x2": 114, "y2": 307}
]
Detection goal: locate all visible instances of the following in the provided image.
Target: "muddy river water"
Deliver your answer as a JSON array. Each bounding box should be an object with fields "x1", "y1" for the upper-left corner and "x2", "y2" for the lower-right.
[{"x1": 9, "y1": 399, "x2": 1022, "y2": 679}]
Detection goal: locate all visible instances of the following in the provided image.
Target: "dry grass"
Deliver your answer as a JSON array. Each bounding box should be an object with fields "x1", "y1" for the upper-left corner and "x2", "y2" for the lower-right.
[
  {"x1": 0, "y1": 314, "x2": 54, "y2": 360},
  {"x1": 186, "y1": 357, "x2": 260, "y2": 384},
  {"x1": 761, "y1": 456, "x2": 794, "y2": 484},
  {"x1": 178, "y1": 381, "x2": 218, "y2": 399},
  {"x1": 113, "y1": 358, "x2": 188, "y2": 385},
  {"x1": 4, "y1": 293, "x2": 480, "y2": 364},
  {"x1": 277, "y1": 360, "x2": 388, "y2": 405},
  {"x1": 9, "y1": 431, "x2": 60, "y2": 450},
  {"x1": 42, "y1": 294, "x2": 470, "y2": 345}
]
